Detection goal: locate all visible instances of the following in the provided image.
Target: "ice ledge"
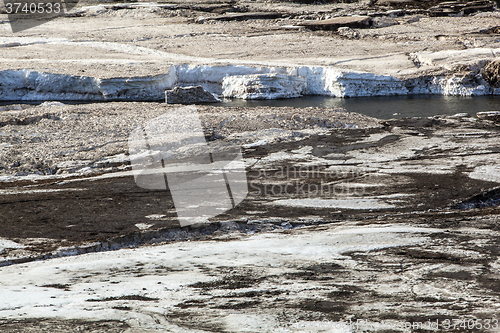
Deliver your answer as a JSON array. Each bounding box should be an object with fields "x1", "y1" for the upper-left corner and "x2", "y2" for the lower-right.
[{"x1": 1, "y1": 58, "x2": 498, "y2": 101}]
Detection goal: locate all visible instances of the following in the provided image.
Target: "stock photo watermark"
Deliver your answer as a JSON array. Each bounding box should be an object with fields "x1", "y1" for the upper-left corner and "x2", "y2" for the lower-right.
[
  {"x1": 3, "y1": 0, "x2": 78, "y2": 32},
  {"x1": 249, "y1": 165, "x2": 369, "y2": 197},
  {"x1": 128, "y1": 105, "x2": 375, "y2": 226},
  {"x1": 289, "y1": 317, "x2": 499, "y2": 331},
  {"x1": 128, "y1": 105, "x2": 248, "y2": 227}
]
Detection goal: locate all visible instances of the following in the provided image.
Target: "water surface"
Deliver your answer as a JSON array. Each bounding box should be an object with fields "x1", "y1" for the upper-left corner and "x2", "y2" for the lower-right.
[{"x1": 2, "y1": 95, "x2": 500, "y2": 120}]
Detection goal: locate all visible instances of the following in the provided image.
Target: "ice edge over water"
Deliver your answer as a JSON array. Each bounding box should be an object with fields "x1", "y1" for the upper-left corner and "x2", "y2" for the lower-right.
[{"x1": 0, "y1": 55, "x2": 498, "y2": 101}]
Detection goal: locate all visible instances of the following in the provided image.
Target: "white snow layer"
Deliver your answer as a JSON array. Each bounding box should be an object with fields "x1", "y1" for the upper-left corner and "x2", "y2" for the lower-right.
[
  {"x1": 0, "y1": 238, "x2": 26, "y2": 251},
  {"x1": 270, "y1": 197, "x2": 400, "y2": 209},
  {"x1": 1, "y1": 64, "x2": 494, "y2": 101},
  {"x1": 222, "y1": 73, "x2": 307, "y2": 99},
  {"x1": 0, "y1": 36, "x2": 499, "y2": 100},
  {"x1": 0, "y1": 224, "x2": 439, "y2": 332}
]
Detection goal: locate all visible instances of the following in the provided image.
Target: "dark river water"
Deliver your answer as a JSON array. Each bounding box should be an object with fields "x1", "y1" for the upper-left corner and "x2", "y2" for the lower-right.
[
  {"x1": 214, "y1": 95, "x2": 500, "y2": 119},
  {"x1": 2, "y1": 95, "x2": 500, "y2": 120}
]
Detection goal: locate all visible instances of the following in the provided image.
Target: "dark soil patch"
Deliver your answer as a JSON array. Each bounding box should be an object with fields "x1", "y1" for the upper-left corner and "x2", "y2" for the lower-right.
[
  {"x1": 113, "y1": 306, "x2": 132, "y2": 311},
  {"x1": 454, "y1": 186, "x2": 500, "y2": 209},
  {"x1": 482, "y1": 60, "x2": 500, "y2": 88},
  {"x1": 289, "y1": 299, "x2": 347, "y2": 315},
  {"x1": 175, "y1": 299, "x2": 206, "y2": 309},
  {"x1": 426, "y1": 270, "x2": 474, "y2": 280},
  {"x1": 213, "y1": 300, "x2": 261, "y2": 309},
  {"x1": 0, "y1": 176, "x2": 178, "y2": 241},
  {"x1": 189, "y1": 275, "x2": 263, "y2": 290},
  {"x1": 41, "y1": 283, "x2": 71, "y2": 291},
  {"x1": 477, "y1": 276, "x2": 500, "y2": 293},
  {"x1": 285, "y1": 263, "x2": 345, "y2": 280},
  {"x1": 87, "y1": 295, "x2": 159, "y2": 302},
  {"x1": 327, "y1": 285, "x2": 367, "y2": 299},
  {"x1": 397, "y1": 249, "x2": 461, "y2": 261},
  {"x1": 218, "y1": 290, "x2": 283, "y2": 298},
  {"x1": 0, "y1": 318, "x2": 129, "y2": 333}
]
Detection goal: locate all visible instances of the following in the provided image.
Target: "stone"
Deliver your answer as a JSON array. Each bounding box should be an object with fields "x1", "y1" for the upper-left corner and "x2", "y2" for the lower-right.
[
  {"x1": 337, "y1": 27, "x2": 360, "y2": 39},
  {"x1": 447, "y1": 112, "x2": 471, "y2": 118},
  {"x1": 482, "y1": 59, "x2": 500, "y2": 88},
  {"x1": 222, "y1": 74, "x2": 307, "y2": 99},
  {"x1": 476, "y1": 111, "x2": 500, "y2": 122},
  {"x1": 371, "y1": 17, "x2": 400, "y2": 28},
  {"x1": 297, "y1": 16, "x2": 371, "y2": 31},
  {"x1": 165, "y1": 85, "x2": 221, "y2": 104}
]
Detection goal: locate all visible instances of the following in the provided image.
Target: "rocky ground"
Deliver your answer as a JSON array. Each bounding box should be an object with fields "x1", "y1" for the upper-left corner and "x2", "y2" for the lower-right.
[
  {"x1": 1, "y1": 103, "x2": 500, "y2": 332},
  {"x1": 1, "y1": 0, "x2": 500, "y2": 332}
]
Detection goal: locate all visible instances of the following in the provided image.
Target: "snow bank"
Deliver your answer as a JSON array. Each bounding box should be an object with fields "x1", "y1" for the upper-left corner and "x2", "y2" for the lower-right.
[
  {"x1": 0, "y1": 69, "x2": 177, "y2": 101},
  {"x1": 1, "y1": 47, "x2": 499, "y2": 100}
]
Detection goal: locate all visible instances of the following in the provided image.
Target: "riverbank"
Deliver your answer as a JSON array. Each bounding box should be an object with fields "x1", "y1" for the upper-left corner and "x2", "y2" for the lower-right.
[{"x1": 0, "y1": 1, "x2": 499, "y2": 100}]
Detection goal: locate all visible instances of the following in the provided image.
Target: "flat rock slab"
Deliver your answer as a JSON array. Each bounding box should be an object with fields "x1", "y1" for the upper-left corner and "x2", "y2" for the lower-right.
[
  {"x1": 196, "y1": 12, "x2": 283, "y2": 23},
  {"x1": 297, "y1": 16, "x2": 372, "y2": 30},
  {"x1": 428, "y1": 0, "x2": 495, "y2": 16},
  {"x1": 376, "y1": 0, "x2": 416, "y2": 6},
  {"x1": 411, "y1": 47, "x2": 500, "y2": 69}
]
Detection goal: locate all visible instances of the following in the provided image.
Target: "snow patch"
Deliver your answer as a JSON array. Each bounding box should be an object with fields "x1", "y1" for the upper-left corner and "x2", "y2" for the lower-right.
[
  {"x1": 0, "y1": 238, "x2": 26, "y2": 251},
  {"x1": 270, "y1": 198, "x2": 399, "y2": 209},
  {"x1": 135, "y1": 223, "x2": 154, "y2": 230},
  {"x1": 469, "y1": 166, "x2": 500, "y2": 183},
  {"x1": 0, "y1": 224, "x2": 438, "y2": 330},
  {"x1": 222, "y1": 73, "x2": 306, "y2": 99}
]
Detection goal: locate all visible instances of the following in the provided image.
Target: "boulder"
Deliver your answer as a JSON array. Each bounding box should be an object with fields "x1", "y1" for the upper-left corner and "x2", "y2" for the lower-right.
[
  {"x1": 482, "y1": 60, "x2": 500, "y2": 88},
  {"x1": 165, "y1": 86, "x2": 221, "y2": 104},
  {"x1": 222, "y1": 74, "x2": 307, "y2": 99},
  {"x1": 371, "y1": 17, "x2": 400, "y2": 28}
]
